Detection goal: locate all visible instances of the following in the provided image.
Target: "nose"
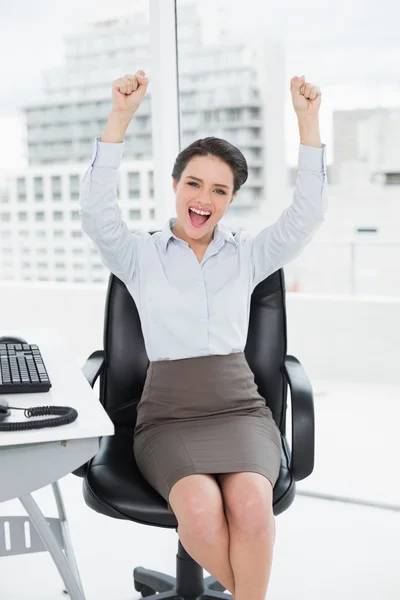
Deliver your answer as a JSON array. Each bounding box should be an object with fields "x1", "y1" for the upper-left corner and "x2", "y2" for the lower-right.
[{"x1": 198, "y1": 193, "x2": 212, "y2": 206}]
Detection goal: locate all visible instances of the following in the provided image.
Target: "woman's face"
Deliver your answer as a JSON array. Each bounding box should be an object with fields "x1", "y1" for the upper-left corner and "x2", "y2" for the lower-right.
[{"x1": 172, "y1": 155, "x2": 238, "y2": 242}]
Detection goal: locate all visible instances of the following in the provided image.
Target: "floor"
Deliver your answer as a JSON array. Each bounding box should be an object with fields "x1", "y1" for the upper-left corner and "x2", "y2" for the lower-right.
[{"x1": 0, "y1": 380, "x2": 399, "y2": 599}]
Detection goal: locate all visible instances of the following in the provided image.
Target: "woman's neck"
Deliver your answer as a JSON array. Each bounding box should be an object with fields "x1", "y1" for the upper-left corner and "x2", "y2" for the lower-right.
[{"x1": 172, "y1": 220, "x2": 214, "y2": 249}]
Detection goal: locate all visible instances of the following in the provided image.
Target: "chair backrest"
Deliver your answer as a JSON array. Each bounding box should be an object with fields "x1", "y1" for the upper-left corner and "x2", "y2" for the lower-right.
[{"x1": 99, "y1": 259, "x2": 289, "y2": 436}]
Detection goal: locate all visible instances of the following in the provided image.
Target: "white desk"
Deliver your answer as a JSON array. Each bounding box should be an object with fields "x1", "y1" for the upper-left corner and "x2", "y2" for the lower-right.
[{"x1": 0, "y1": 327, "x2": 114, "y2": 600}]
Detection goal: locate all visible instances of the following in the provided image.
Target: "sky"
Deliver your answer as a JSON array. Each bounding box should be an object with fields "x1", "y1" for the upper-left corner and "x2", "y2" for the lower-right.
[{"x1": 1, "y1": 0, "x2": 400, "y2": 168}]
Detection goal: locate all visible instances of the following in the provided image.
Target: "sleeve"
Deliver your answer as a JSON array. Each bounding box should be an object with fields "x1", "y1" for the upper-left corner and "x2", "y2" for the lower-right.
[
  {"x1": 248, "y1": 143, "x2": 328, "y2": 288},
  {"x1": 79, "y1": 136, "x2": 144, "y2": 284}
]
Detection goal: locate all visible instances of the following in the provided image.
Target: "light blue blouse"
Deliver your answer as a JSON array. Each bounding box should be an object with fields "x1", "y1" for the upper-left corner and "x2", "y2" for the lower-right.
[{"x1": 79, "y1": 136, "x2": 327, "y2": 361}]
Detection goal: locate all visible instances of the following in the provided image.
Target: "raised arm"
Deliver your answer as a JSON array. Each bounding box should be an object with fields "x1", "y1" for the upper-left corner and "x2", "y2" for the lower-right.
[
  {"x1": 249, "y1": 75, "x2": 327, "y2": 287},
  {"x1": 79, "y1": 71, "x2": 149, "y2": 284},
  {"x1": 250, "y1": 142, "x2": 327, "y2": 287}
]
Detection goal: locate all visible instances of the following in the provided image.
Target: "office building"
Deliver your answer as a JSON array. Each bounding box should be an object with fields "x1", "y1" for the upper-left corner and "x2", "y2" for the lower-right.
[{"x1": 0, "y1": 4, "x2": 285, "y2": 283}]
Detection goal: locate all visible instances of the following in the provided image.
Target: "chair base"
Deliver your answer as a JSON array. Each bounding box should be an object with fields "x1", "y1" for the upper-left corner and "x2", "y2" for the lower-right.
[{"x1": 133, "y1": 539, "x2": 232, "y2": 600}]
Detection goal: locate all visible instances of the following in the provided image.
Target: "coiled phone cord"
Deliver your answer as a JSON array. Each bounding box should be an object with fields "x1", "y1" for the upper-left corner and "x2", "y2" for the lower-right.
[{"x1": 0, "y1": 405, "x2": 78, "y2": 431}]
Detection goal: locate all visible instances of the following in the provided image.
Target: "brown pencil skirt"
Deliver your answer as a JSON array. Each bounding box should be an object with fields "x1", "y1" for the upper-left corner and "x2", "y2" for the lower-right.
[{"x1": 133, "y1": 352, "x2": 282, "y2": 513}]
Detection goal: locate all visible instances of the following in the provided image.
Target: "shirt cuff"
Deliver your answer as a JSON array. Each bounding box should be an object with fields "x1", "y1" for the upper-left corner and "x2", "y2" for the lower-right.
[
  {"x1": 298, "y1": 143, "x2": 327, "y2": 174},
  {"x1": 90, "y1": 135, "x2": 125, "y2": 168}
]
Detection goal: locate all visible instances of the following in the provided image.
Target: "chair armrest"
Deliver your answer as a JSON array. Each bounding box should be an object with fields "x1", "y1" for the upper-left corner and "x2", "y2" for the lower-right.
[
  {"x1": 283, "y1": 355, "x2": 315, "y2": 481},
  {"x1": 82, "y1": 350, "x2": 105, "y2": 388},
  {"x1": 72, "y1": 351, "x2": 105, "y2": 478}
]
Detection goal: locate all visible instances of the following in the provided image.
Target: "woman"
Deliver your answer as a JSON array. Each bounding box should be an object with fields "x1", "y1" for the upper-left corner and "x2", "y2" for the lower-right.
[{"x1": 79, "y1": 69, "x2": 326, "y2": 600}]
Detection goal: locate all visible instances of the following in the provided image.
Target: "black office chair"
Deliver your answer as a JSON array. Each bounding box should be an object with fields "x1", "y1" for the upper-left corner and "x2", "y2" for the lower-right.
[{"x1": 73, "y1": 265, "x2": 315, "y2": 600}]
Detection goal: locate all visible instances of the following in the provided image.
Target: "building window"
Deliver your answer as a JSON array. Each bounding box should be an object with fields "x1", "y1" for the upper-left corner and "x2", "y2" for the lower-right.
[
  {"x1": 18, "y1": 212, "x2": 27, "y2": 221},
  {"x1": 54, "y1": 230, "x2": 64, "y2": 238},
  {"x1": 34, "y1": 176, "x2": 43, "y2": 191},
  {"x1": 53, "y1": 211, "x2": 63, "y2": 221},
  {"x1": 35, "y1": 211, "x2": 45, "y2": 221},
  {"x1": 17, "y1": 177, "x2": 26, "y2": 191},
  {"x1": 129, "y1": 209, "x2": 141, "y2": 220},
  {"x1": 128, "y1": 172, "x2": 140, "y2": 185},
  {"x1": 71, "y1": 211, "x2": 80, "y2": 220},
  {"x1": 51, "y1": 175, "x2": 61, "y2": 191},
  {"x1": 0, "y1": 213, "x2": 10, "y2": 222}
]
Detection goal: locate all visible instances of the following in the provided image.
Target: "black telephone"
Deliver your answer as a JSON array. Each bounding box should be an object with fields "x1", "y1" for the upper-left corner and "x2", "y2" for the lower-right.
[{"x1": 0, "y1": 335, "x2": 78, "y2": 431}]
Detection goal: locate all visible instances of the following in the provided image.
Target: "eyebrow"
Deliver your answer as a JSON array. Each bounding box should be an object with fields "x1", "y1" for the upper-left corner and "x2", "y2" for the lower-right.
[{"x1": 185, "y1": 176, "x2": 230, "y2": 190}]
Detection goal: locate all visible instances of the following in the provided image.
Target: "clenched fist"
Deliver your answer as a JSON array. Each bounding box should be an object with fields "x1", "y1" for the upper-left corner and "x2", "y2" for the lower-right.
[
  {"x1": 290, "y1": 75, "x2": 322, "y2": 118},
  {"x1": 111, "y1": 69, "x2": 150, "y2": 116}
]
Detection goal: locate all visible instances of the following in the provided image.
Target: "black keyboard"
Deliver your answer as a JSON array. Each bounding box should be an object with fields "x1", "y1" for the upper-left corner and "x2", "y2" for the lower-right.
[{"x1": 0, "y1": 343, "x2": 52, "y2": 394}]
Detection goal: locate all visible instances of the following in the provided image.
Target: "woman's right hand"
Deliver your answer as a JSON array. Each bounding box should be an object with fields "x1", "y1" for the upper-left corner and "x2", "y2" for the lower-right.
[{"x1": 111, "y1": 70, "x2": 149, "y2": 117}]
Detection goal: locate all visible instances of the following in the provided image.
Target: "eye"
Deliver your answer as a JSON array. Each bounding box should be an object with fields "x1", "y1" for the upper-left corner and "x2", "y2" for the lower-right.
[{"x1": 187, "y1": 182, "x2": 226, "y2": 194}]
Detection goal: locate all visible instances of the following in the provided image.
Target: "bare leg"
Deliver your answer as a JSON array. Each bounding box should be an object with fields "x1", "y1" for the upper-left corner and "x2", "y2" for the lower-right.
[
  {"x1": 168, "y1": 473, "x2": 236, "y2": 596},
  {"x1": 218, "y1": 472, "x2": 276, "y2": 600}
]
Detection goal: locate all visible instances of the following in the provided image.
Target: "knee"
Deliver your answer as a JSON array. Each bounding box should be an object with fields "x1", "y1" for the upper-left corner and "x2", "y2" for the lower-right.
[
  {"x1": 225, "y1": 486, "x2": 274, "y2": 537},
  {"x1": 183, "y1": 497, "x2": 225, "y2": 542},
  {"x1": 171, "y1": 478, "x2": 226, "y2": 543}
]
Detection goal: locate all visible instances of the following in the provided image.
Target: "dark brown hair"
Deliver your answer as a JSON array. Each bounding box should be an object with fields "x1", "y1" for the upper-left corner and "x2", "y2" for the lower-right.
[{"x1": 171, "y1": 137, "x2": 248, "y2": 195}]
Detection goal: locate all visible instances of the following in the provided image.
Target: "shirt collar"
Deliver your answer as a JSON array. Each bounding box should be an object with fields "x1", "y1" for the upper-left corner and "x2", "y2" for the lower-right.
[{"x1": 160, "y1": 218, "x2": 237, "y2": 253}]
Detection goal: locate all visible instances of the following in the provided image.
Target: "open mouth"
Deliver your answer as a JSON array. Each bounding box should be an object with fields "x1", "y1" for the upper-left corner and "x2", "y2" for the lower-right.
[{"x1": 188, "y1": 207, "x2": 212, "y2": 228}]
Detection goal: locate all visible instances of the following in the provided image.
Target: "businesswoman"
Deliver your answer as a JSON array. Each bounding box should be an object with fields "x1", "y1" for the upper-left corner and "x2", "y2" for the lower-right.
[{"x1": 79, "y1": 69, "x2": 326, "y2": 600}]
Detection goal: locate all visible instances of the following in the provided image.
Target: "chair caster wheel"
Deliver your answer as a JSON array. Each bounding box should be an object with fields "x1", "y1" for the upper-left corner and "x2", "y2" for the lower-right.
[{"x1": 134, "y1": 581, "x2": 155, "y2": 597}]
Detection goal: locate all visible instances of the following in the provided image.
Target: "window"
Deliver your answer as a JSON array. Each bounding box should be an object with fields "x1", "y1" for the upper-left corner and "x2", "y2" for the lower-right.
[
  {"x1": 0, "y1": 3, "x2": 147, "y2": 287},
  {"x1": 129, "y1": 209, "x2": 141, "y2": 220}
]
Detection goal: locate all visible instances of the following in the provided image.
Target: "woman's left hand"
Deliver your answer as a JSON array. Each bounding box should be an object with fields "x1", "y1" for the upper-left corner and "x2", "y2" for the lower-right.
[{"x1": 290, "y1": 76, "x2": 322, "y2": 118}]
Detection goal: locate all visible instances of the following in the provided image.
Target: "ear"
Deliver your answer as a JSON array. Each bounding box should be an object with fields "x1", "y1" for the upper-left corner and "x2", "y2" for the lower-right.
[
  {"x1": 229, "y1": 192, "x2": 238, "y2": 205},
  {"x1": 172, "y1": 178, "x2": 177, "y2": 193}
]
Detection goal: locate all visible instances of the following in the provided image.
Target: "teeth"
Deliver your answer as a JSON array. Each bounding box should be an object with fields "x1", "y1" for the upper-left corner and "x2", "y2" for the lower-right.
[{"x1": 189, "y1": 207, "x2": 211, "y2": 216}]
